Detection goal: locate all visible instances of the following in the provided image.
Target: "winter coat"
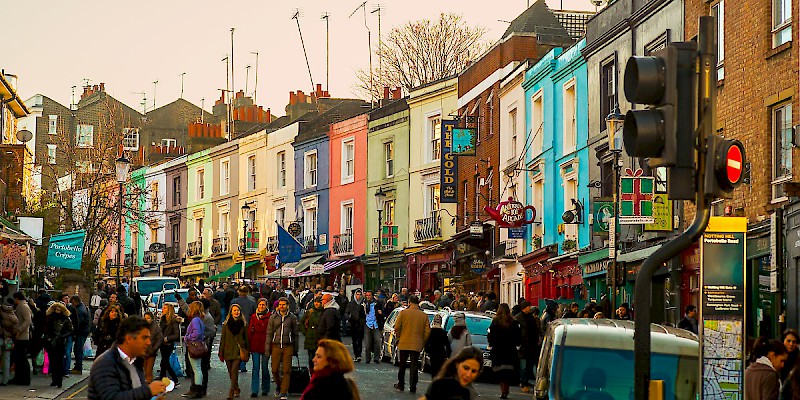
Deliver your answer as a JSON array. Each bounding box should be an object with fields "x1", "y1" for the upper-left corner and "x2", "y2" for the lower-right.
[
  {"x1": 678, "y1": 316, "x2": 698, "y2": 334},
  {"x1": 782, "y1": 349, "x2": 799, "y2": 383},
  {"x1": 744, "y1": 360, "x2": 780, "y2": 400},
  {"x1": 424, "y1": 327, "x2": 451, "y2": 373},
  {"x1": 299, "y1": 368, "x2": 355, "y2": 400},
  {"x1": 300, "y1": 305, "x2": 323, "y2": 350},
  {"x1": 160, "y1": 317, "x2": 180, "y2": 346},
  {"x1": 248, "y1": 312, "x2": 271, "y2": 354},
  {"x1": 202, "y1": 312, "x2": 216, "y2": 341},
  {"x1": 345, "y1": 299, "x2": 366, "y2": 327},
  {"x1": 395, "y1": 305, "x2": 431, "y2": 352},
  {"x1": 487, "y1": 319, "x2": 521, "y2": 369},
  {"x1": 515, "y1": 311, "x2": 540, "y2": 359},
  {"x1": 87, "y1": 344, "x2": 152, "y2": 400},
  {"x1": 207, "y1": 298, "x2": 222, "y2": 324},
  {"x1": 266, "y1": 311, "x2": 299, "y2": 349},
  {"x1": 318, "y1": 301, "x2": 342, "y2": 342},
  {"x1": 0, "y1": 305, "x2": 17, "y2": 340},
  {"x1": 14, "y1": 300, "x2": 32, "y2": 340},
  {"x1": 44, "y1": 302, "x2": 74, "y2": 350},
  {"x1": 146, "y1": 319, "x2": 163, "y2": 358},
  {"x1": 184, "y1": 316, "x2": 205, "y2": 343},
  {"x1": 94, "y1": 316, "x2": 121, "y2": 351},
  {"x1": 219, "y1": 319, "x2": 249, "y2": 361},
  {"x1": 72, "y1": 302, "x2": 91, "y2": 337},
  {"x1": 424, "y1": 377, "x2": 472, "y2": 400},
  {"x1": 449, "y1": 329, "x2": 473, "y2": 355},
  {"x1": 118, "y1": 294, "x2": 136, "y2": 317}
]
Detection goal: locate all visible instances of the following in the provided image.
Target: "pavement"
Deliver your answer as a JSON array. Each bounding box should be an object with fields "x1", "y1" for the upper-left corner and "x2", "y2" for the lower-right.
[{"x1": 0, "y1": 365, "x2": 90, "y2": 400}]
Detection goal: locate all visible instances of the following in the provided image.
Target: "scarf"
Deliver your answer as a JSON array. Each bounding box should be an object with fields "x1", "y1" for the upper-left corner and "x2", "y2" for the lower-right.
[{"x1": 227, "y1": 318, "x2": 244, "y2": 335}]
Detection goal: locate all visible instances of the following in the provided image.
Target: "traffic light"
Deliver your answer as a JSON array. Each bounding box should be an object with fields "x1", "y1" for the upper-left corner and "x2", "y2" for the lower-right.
[
  {"x1": 705, "y1": 135, "x2": 746, "y2": 198},
  {"x1": 622, "y1": 43, "x2": 698, "y2": 200}
]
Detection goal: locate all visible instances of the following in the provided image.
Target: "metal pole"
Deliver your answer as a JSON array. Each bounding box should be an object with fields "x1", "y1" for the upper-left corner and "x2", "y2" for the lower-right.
[
  {"x1": 117, "y1": 182, "x2": 123, "y2": 287},
  {"x1": 377, "y1": 209, "x2": 382, "y2": 290},
  {"x1": 251, "y1": 52, "x2": 259, "y2": 104},
  {"x1": 241, "y1": 220, "x2": 247, "y2": 282},
  {"x1": 611, "y1": 149, "x2": 619, "y2": 313}
]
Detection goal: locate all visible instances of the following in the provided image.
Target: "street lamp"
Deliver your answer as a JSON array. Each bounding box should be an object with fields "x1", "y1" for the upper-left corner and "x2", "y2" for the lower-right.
[
  {"x1": 374, "y1": 188, "x2": 387, "y2": 290},
  {"x1": 605, "y1": 104, "x2": 624, "y2": 314},
  {"x1": 240, "y1": 202, "x2": 251, "y2": 281},
  {"x1": 115, "y1": 155, "x2": 130, "y2": 288}
]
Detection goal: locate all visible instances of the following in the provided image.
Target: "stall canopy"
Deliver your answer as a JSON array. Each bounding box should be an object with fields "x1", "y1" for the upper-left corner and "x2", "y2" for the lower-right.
[
  {"x1": 294, "y1": 258, "x2": 356, "y2": 277},
  {"x1": 265, "y1": 255, "x2": 325, "y2": 279},
  {"x1": 0, "y1": 216, "x2": 33, "y2": 242},
  {"x1": 207, "y1": 260, "x2": 260, "y2": 281}
]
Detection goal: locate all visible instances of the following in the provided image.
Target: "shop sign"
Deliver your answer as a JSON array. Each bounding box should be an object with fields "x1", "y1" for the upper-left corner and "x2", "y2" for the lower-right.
[
  {"x1": 620, "y1": 169, "x2": 655, "y2": 225},
  {"x1": 470, "y1": 222, "x2": 483, "y2": 238},
  {"x1": 452, "y1": 127, "x2": 476, "y2": 155},
  {"x1": 593, "y1": 199, "x2": 613, "y2": 234},
  {"x1": 287, "y1": 222, "x2": 303, "y2": 237},
  {"x1": 484, "y1": 197, "x2": 536, "y2": 228},
  {"x1": 46, "y1": 230, "x2": 86, "y2": 270},
  {"x1": 281, "y1": 266, "x2": 295, "y2": 277},
  {"x1": 310, "y1": 264, "x2": 324, "y2": 275},
  {"x1": 440, "y1": 120, "x2": 459, "y2": 203},
  {"x1": 583, "y1": 259, "x2": 610, "y2": 277},
  {"x1": 471, "y1": 258, "x2": 486, "y2": 274},
  {"x1": 508, "y1": 227, "x2": 526, "y2": 239},
  {"x1": 644, "y1": 194, "x2": 673, "y2": 231}
]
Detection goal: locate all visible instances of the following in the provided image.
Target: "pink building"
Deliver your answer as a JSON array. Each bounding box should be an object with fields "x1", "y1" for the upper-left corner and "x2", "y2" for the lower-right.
[{"x1": 328, "y1": 113, "x2": 369, "y2": 285}]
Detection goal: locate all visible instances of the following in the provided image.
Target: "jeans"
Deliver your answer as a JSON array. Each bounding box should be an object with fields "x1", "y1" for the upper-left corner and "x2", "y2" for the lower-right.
[
  {"x1": 1, "y1": 346, "x2": 10, "y2": 384},
  {"x1": 73, "y1": 335, "x2": 87, "y2": 371},
  {"x1": 519, "y1": 356, "x2": 535, "y2": 387},
  {"x1": 158, "y1": 345, "x2": 179, "y2": 380},
  {"x1": 188, "y1": 356, "x2": 202, "y2": 385},
  {"x1": 271, "y1": 345, "x2": 294, "y2": 395},
  {"x1": 351, "y1": 324, "x2": 364, "y2": 359},
  {"x1": 63, "y1": 336, "x2": 73, "y2": 373},
  {"x1": 363, "y1": 327, "x2": 382, "y2": 361},
  {"x1": 250, "y1": 352, "x2": 271, "y2": 395},
  {"x1": 11, "y1": 339, "x2": 29, "y2": 384},
  {"x1": 397, "y1": 350, "x2": 420, "y2": 390}
]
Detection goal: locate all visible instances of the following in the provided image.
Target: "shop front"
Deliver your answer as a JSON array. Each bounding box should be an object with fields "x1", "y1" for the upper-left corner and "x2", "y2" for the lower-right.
[
  {"x1": 180, "y1": 262, "x2": 208, "y2": 282},
  {"x1": 363, "y1": 251, "x2": 406, "y2": 294},
  {"x1": 518, "y1": 245, "x2": 558, "y2": 306},
  {"x1": 549, "y1": 255, "x2": 583, "y2": 300},
  {"x1": 579, "y1": 249, "x2": 610, "y2": 302},
  {"x1": 622, "y1": 244, "x2": 680, "y2": 324},
  {"x1": 406, "y1": 249, "x2": 451, "y2": 294},
  {"x1": 749, "y1": 220, "x2": 777, "y2": 339}
]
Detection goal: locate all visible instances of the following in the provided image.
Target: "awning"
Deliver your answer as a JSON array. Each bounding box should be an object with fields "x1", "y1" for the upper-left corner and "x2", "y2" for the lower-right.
[
  {"x1": 207, "y1": 260, "x2": 260, "y2": 281},
  {"x1": 0, "y1": 216, "x2": 33, "y2": 243},
  {"x1": 617, "y1": 244, "x2": 662, "y2": 263},
  {"x1": 295, "y1": 258, "x2": 356, "y2": 277},
  {"x1": 265, "y1": 255, "x2": 325, "y2": 279}
]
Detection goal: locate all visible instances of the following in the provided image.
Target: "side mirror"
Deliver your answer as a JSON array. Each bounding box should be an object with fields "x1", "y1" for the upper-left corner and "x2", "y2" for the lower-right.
[{"x1": 535, "y1": 376, "x2": 549, "y2": 400}]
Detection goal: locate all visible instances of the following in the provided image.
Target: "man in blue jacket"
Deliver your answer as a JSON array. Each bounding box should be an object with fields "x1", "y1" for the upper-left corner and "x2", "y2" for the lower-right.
[{"x1": 70, "y1": 295, "x2": 91, "y2": 374}]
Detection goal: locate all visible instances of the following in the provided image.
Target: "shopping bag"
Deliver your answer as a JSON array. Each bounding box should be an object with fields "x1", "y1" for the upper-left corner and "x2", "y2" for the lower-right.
[
  {"x1": 42, "y1": 350, "x2": 49, "y2": 375},
  {"x1": 170, "y1": 352, "x2": 185, "y2": 377},
  {"x1": 288, "y1": 356, "x2": 310, "y2": 394},
  {"x1": 84, "y1": 337, "x2": 95, "y2": 359},
  {"x1": 35, "y1": 350, "x2": 44, "y2": 367}
]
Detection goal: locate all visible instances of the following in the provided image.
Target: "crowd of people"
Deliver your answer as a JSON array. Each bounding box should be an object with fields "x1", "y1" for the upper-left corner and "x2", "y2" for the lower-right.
[{"x1": 744, "y1": 329, "x2": 800, "y2": 400}]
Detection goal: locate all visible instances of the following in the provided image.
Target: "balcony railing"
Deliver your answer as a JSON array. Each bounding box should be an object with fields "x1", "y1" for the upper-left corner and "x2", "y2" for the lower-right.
[
  {"x1": 332, "y1": 229, "x2": 354, "y2": 256},
  {"x1": 371, "y1": 238, "x2": 395, "y2": 254},
  {"x1": 414, "y1": 211, "x2": 442, "y2": 243},
  {"x1": 265, "y1": 235, "x2": 278, "y2": 253},
  {"x1": 237, "y1": 231, "x2": 260, "y2": 254},
  {"x1": 303, "y1": 235, "x2": 317, "y2": 253},
  {"x1": 186, "y1": 240, "x2": 203, "y2": 258},
  {"x1": 493, "y1": 241, "x2": 521, "y2": 261},
  {"x1": 143, "y1": 250, "x2": 159, "y2": 265},
  {"x1": 212, "y1": 236, "x2": 230, "y2": 255},
  {"x1": 165, "y1": 246, "x2": 180, "y2": 263}
]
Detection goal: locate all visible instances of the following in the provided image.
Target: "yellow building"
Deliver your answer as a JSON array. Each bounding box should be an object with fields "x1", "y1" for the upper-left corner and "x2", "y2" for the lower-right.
[{"x1": 0, "y1": 73, "x2": 32, "y2": 217}]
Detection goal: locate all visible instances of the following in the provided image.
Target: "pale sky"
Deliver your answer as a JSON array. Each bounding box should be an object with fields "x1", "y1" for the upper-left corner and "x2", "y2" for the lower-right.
[{"x1": 3, "y1": 0, "x2": 595, "y2": 116}]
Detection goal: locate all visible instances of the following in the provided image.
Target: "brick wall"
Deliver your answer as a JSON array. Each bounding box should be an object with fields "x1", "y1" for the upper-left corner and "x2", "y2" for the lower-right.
[{"x1": 458, "y1": 35, "x2": 541, "y2": 98}]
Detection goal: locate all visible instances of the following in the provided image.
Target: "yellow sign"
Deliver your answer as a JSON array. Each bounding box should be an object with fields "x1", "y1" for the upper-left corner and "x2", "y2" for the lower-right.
[{"x1": 644, "y1": 194, "x2": 673, "y2": 231}]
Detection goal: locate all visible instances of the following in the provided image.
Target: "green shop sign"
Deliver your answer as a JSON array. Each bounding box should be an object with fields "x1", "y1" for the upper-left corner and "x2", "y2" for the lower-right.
[{"x1": 46, "y1": 230, "x2": 86, "y2": 270}]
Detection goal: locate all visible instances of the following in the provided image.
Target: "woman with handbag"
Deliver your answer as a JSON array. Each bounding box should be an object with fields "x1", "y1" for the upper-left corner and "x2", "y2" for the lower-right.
[
  {"x1": 184, "y1": 301, "x2": 206, "y2": 399},
  {"x1": 219, "y1": 304, "x2": 249, "y2": 400},
  {"x1": 93, "y1": 305, "x2": 121, "y2": 356},
  {"x1": 43, "y1": 301, "x2": 73, "y2": 388},
  {"x1": 158, "y1": 304, "x2": 181, "y2": 384},
  {"x1": 248, "y1": 299, "x2": 271, "y2": 397},
  {"x1": 0, "y1": 298, "x2": 18, "y2": 386}
]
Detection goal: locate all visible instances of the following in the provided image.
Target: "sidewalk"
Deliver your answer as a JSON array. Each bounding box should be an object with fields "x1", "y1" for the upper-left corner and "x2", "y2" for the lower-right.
[{"x1": 0, "y1": 366, "x2": 90, "y2": 400}]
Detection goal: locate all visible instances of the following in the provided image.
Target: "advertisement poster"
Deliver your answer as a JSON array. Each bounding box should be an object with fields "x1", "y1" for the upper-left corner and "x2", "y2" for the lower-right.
[
  {"x1": 701, "y1": 217, "x2": 746, "y2": 400},
  {"x1": 440, "y1": 120, "x2": 458, "y2": 203},
  {"x1": 644, "y1": 194, "x2": 673, "y2": 231}
]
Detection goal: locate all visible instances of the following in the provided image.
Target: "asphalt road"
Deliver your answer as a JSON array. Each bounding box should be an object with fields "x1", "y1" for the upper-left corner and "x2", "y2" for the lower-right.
[{"x1": 57, "y1": 334, "x2": 532, "y2": 399}]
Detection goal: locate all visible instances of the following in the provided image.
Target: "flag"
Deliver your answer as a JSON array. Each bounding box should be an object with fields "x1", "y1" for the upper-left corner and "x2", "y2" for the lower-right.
[{"x1": 277, "y1": 223, "x2": 303, "y2": 264}]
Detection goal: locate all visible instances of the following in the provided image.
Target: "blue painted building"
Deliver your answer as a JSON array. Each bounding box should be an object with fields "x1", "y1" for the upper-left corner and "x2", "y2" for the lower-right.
[
  {"x1": 522, "y1": 39, "x2": 590, "y2": 304},
  {"x1": 293, "y1": 112, "x2": 331, "y2": 256}
]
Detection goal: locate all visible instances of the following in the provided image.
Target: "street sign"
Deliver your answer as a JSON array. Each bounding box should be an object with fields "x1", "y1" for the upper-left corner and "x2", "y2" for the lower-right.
[
  {"x1": 726, "y1": 143, "x2": 743, "y2": 184},
  {"x1": 508, "y1": 227, "x2": 525, "y2": 239},
  {"x1": 470, "y1": 222, "x2": 483, "y2": 238}
]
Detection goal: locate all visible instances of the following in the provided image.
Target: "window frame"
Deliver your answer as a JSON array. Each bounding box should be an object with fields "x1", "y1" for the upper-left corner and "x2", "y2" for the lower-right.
[
  {"x1": 772, "y1": 101, "x2": 793, "y2": 201},
  {"x1": 122, "y1": 128, "x2": 139, "y2": 151},
  {"x1": 47, "y1": 144, "x2": 57, "y2": 164},
  {"x1": 48, "y1": 115, "x2": 58, "y2": 135},
  {"x1": 277, "y1": 151, "x2": 286, "y2": 189},
  {"x1": 76, "y1": 124, "x2": 94, "y2": 148},
  {"x1": 384, "y1": 141, "x2": 395, "y2": 178},
  {"x1": 341, "y1": 200, "x2": 355, "y2": 233},
  {"x1": 426, "y1": 112, "x2": 442, "y2": 162},
  {"x1": 197, "y1": 168, "x2": 205, "y2": 200},
  {"x1": 161, "y1": 138, "x2": 177, "y2": 148},
  {"x1": 773, "y1": 0, "x2": 792, "y2": 48},
  {"x1": 711, "y1": 2, "x2": 725, "y2": 80},
  {"x1": 248, "y1": 155, "x2": 257, "y2": 191},
  {"x1": 342, "y1": 138, "x2": 355, "y2": 184},
  {"x1": 220, "y1": 158, "x2": 230, "y2": 196},
  {"x1": 562, "y1": 79, "x2": 577, "y2": 155},
  {"x1": 304, "y1": 150, "x2": 318, "y2": 188},
  {"x1": 275, "y1": 207, "x2": 286, "y2": 228},
  {"x1": 173, "y1": 176, "x2": 181, "y2": 206},
  {"x1": 426, "y1": 183, "x2": 441, "y2": 216},
  {"x1": 599, "y1": 55, "x2": 617, "y2": 132},
  {"x1": 531, "y1": 90, "x2": 544, "y2": 157},
  {"x1": 509, "y1": 108, "x2": 519, "y2": 161}
]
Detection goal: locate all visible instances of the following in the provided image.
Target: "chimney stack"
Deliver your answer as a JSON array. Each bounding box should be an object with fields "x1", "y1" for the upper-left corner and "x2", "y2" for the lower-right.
[
  {"x1": 383, "y1": 86, "x2": 390, "y2": 99},
  {"x1": 392, "y1": 87, "x2": 402, "y2": 99}
]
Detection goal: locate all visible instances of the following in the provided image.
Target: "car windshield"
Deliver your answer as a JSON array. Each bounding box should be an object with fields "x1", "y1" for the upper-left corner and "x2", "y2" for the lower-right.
[
  {"x1": 554, "y1": 346, "x2": 698, "y2": 400},
  {"x1": 136, "y1": 279, "x2": 180, "y2": 296},
  {"x1": 444, "y1": 315, "x2": 491, "y2": 336},
  {"x1": 160, "y1": 290, "x2": 188, "y2": 304}
]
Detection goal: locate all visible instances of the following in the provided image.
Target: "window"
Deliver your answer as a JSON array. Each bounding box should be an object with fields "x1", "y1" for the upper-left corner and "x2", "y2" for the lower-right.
[
  {"x1": 773, "y1": 0, "x2": 792, "y2": 47},
  {"x1": 427, "y1": 184, "x2": 441, "y2": 216},
  {"x1": 171, "y1": 223, "x2": 180, "y2": 248},
  {"x1": 342, "y1": 139, "x2": 355, "y2": 182},
  {"x1": 220, "y1": 159, "x2": 230, "y2": 195},
  {"x1": 384, "y1": 142, "x2": 395, "y2": 177},
  {"x1": 474, "y1": 176, "x2": 481, "y2": 217},
  {"x1": 248, "y1": 155, "x2": 256, "y2": 191},
  {"x1": 151, "y1": 182, "x2": 159, "y2": 210},
  {"x1": 563, "y1": 81, "x2": 577, "y2": 154},
  {"x1": 463, "y1": 181, "x2": 469, "y2": 225},
  {"x1": 195, "y1": 218, "x2": 204, "y2": 241},
  {"x1": 276, "y1": 207, "x2": 285, "y2": 227},
  {"x1": 488, "y1": 94, "x2": 495, "y2": 137},
  {"x1": 122, "y1": 128, "x2": 139, "y2": 151},
  {"x1": 509, "y1": 109, "x2": 518, "y2": 160},
  {"x1": 563, "y1": 177, "x2": 578, "y2": 240},
  {"x1": 197, "y1": 169, "x2": 205, "y2": 200},
  {"x1": 248, "y1": 210, "x2": 258, "y2": 231},
  {"x1": 304, "y1": 151, "x2": 318, "y2": 188},
  {"x1": 173, "y1": 176, "x2": 181, "y2": 206},
  {"x1": 532, "y1": 91, "x2": 544, "y2": 156},
  {"x1": 162, "y1": 138, "x2": 177, "y2": 147},
  {"x1": 277, "y1": 151, "x2": 286, "y2": 188},
  {"x1": 220, "y1": 212, "x2": 229, "y2": 237},
  {"x1": 600, "y1": 60, "x2": 616, "y2": 131},
  {"x1": 47, "y1": 144, "x2": 57, "y2": 164},
  {"x1": 48, "y1": 115, "x2": 58, "y2": 135},
  {"x1": 773, "y1": 102, "x2": 793, "y2": 199},
  {"x1": 384, "y1": 199, "x2": 395, "y2": 225},
  {"x1": 712, "y1": 2, "x2": 725, "y2": 80},
  {"x1": 151, "y1": 227, "x2": 158, "y2": 244},
  {"x1": 428, "y1": 114, "x2": 442, "y2": 162},
  {"x1": 342, "y1": 202, "x2": 354, "y2": 233},
  {"x1": 532, "y1": 179, "x2": 544, "y2": 238},
  {"x1": 304, "y1": 207, "x2": 318, "y2": 236},
  {"x1": 76, "y1": 124, "x2": 94, "y2": 147}
]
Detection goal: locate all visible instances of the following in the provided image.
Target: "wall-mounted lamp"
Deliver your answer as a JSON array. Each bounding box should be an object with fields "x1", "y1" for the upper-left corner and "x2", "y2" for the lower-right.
[{"x1": 561, "y1": 198, "x2": 584, "y2": 224}]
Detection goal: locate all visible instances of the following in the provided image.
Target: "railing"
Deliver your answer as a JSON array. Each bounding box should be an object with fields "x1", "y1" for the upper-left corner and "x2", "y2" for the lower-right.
[
  {"x1": 414, "y1": 211, "x2": 442, "y2": 243},
  {"x1": 371, "y1": 238, "x2": 395, "y2": 254},
  {"x1": 238, "y1": 231, "x2": 260, "y2": 254},
  {"x1": 165, "y1": 246, "x2": 181, "y2": 263},
  {"x1": 493, "y1": 241, "x2": 521, "y2": 261},
  {"x1": 265, "y1": 235, "x2": 278, "y2": 253},
  {"x1": 186, "y1": 240, "x2": 203, "y2": 258},
  {"x1": 303, "y1": 235, "x2": 317, "y2": 253},
  {"x1": 143, "y1": 250, "x2": 159, "y2": 265},
  {"x1": 212, "y1": 236, "x2": 230, "y2": 254},
  {"x1": 332, "y1": 229, "x2": 354, "y2": 256}
]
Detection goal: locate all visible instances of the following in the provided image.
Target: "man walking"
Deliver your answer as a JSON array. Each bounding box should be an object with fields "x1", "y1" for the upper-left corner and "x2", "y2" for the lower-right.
[
  {"x1": 345, "y1": 289, "x2": 366, "y2": 362},
  {"x1": 362, "y1": 290, "x2": 384, "y2": 363},
  {"x1": 70, "y1": 295, "x2": 91, "y2": 374},
  {"x1": 678, "y1": 305, "x2": 698, "y2": 334},
  {"x1": 202, "y1": 288, "x2": 222, "y2": 325},
  {"x1": 10, "y1": 292, "x2": 32, "y2": 385},
  {"x1": 317, "y1": 293, "x2": 341, "y2": 342},
  {"x1": 515, "y1": 300, "x2": 539, "y2": 393},
  {"x1": 393, "y1": 295, "x2": 430, "y2": 393},
  {"x1": 265, "y1": 298, "x2": 298, "y2": 400}
]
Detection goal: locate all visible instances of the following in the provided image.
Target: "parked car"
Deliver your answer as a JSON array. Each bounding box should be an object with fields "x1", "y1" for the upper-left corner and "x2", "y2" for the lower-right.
[
  {"x1": 381, "y1": 306, "x2": 439, "y2": 365},
  {"x1": 421, "y1": 310, "x2": 493, "y2": 370},
  {"x1": 534, "y1": 319, "x2": 699, "y2": 400},
  {"x1": 146, "y1": 288, "x2": 189, "y2": 320},
  {"x1": 132, "y1": 276, "x2": 180, "y2": 314}
]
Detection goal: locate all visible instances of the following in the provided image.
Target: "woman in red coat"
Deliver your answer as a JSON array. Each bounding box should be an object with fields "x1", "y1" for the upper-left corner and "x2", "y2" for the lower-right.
[{"x1": 248, "y1": 298, "x2": 271, "y2": 397}]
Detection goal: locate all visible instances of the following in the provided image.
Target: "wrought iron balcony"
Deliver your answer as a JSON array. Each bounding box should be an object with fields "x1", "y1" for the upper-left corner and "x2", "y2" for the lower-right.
[
  {"x1": 414, "y1": 211, "x2": 442, "y2": 243},
  {"x1": 332, "y1": 229, "x2": 354, "y2": 256},
  {"x1": 186, "y1": 240, "x2": 203, "y2": 258},
  {"x1": 493, "y1": 241, "x2": 521, "y2": 262},
  {"x1": 265, "y1": 235, "x2": 278, "y2": 253},
  {"x1": 212, "y1": 236, "x2": 230, "y2": 254},
  {"x1": 143, "y1": 250, "x2": 160, "y2": 265},
  {"x1": 165, "y1": 246, "x2": 181, "y2": 263},
  {"x1": 303, "y1": 235, "x2": 317, "y2": 253},
  {"x1": 371, "y1": 238, "x2": 395, "y2": 254}
]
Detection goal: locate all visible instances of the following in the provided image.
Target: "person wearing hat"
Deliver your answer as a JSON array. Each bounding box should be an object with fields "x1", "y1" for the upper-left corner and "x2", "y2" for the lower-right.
[
  {"x1": 344, "y1": 289, "x2": 366, "y2": 362},
  {"x1": 448, "y1": 313, "x2": 473, "y2": 355},
  {"x1": 424, "y1": 314, "x2": 451, "y2": 377},
  {"x1": 514, "y1": 300, "x2": 539, "y2": 393},
  {"x1": 317, "y1": 293, "x2": 342, "y2": 342}
]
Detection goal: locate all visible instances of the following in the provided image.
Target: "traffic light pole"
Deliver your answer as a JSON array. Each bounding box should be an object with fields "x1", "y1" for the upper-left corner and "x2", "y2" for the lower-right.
[{"x1": 633, "y1": 16, "x2": 716, "y2": 400}]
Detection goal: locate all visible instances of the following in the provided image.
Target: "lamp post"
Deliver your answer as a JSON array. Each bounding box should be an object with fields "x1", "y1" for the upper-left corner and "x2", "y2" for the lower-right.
[
  {"x1": 374, "y1": 188, "x2": 387, "y2": 290},
  {"x1": 115, "y1": 155, "x2": 130, "y2": 287},
  {"x1": 605, "y1": 104, "x2": 624, "y2": 314},
  {"x1": 240, "y1": 202, "x2": 251, "y2": 282}
]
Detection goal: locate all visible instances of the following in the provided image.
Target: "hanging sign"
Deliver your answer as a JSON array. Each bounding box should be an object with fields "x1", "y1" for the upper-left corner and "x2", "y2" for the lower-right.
[
  {"x1": 287, "y1": 222, "x2": 303, "y2": 237},
  {"x1": 440, "y1": 120, "x2": 459, "y2": 203},
  {"x1": 484, "y1": 197, "x2": 536, "y2": 228},
  {"x1": 310, "y1": 264, "x2": 324, "y2": 275},
  {"x1": 46, "y1": 230, "x2": 86, "y2": 270},
  {"x1": 508, "y1": 227, "x2": 526, "y2": 239},
  {"x1": 452, "y1": 127, "x2": 476, "y2": 155},
  {"x1": 281, "y1": 266, "x2": 295, "y2": 277},
  {"x1": 470, "y1": 222, "x2": 484, "y2": 238},
  {"x1": 593, "y1": 199, "x2": 614, "y2": 234},
  {"x1": 644, "y1": 194, "x2": 673, "y2": 231},
  {"x1": 620, "y1": 168, "x2": 655, "y2": 225}
]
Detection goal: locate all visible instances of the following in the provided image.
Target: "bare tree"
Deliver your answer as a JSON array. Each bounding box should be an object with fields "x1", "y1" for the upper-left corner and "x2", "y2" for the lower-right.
[{"x1": 355, "y1": 13, "x2": 489, "y2": 99}]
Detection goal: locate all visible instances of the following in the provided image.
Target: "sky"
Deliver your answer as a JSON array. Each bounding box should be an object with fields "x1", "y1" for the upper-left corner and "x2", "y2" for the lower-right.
[{"x1": 3, "y1": 0, "x2": 596, "y2": 117}]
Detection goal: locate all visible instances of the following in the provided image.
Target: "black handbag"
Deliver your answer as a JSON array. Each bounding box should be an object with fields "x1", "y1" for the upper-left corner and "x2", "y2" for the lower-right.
[
  {"x1": 288, "y1": 356, "x2": 310, "y2": 394},
  {"x1": 186, "y1": 340, "x2": 208, "y2": 359}
]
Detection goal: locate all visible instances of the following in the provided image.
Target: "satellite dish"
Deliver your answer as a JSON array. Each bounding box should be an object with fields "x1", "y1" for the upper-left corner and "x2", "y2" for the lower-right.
[{"x1": 16, "y1": 130, "x2": 32, "y2": 143}]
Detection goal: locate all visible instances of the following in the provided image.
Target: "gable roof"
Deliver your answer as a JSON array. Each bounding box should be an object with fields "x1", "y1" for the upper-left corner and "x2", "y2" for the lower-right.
[
  {"x1": 502, "y1": 0, "x2": 572, "y2": 44},
  {"x1": 294, "y1": 99, "x2": 370, "y2": 144}
]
